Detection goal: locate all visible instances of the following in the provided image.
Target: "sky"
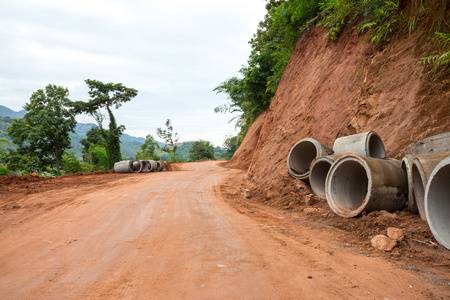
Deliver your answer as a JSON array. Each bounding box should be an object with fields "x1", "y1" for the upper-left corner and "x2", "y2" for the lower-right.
[{"x1": 0, "y1": 0, "x2": 267, "y2": 146}]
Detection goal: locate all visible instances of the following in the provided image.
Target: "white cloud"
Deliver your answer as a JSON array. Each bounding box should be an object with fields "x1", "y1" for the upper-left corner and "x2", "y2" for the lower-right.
[{"x1": 0, "y1": 0, "x2": 266, "y2": 146}]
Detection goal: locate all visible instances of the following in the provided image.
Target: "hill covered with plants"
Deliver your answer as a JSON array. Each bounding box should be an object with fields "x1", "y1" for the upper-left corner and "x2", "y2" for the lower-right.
[{"x1": 215, "y1": 0, "x2": 449, "y2": 142}]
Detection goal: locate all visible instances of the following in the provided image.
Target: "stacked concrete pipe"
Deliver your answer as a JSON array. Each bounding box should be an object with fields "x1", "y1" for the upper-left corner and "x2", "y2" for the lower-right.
[
  {"x1": 333, "y1": 131, "x2": 386, "y2": 158},
  {"x1": 406, "y1": 132, "x2": 450, "y2": 155},
  {"x1": 325, "y1": 154, "x2": 407, "y2": 218},
  {"x1": 287, "y1": 138, "x2": 334, "y2": 181},
  {"x1": 425, "y1": 155, "x2": 450, "y2": 250},
  {"x1": 401, "y1": 155, "x2": 418, "y2": 213},
  {"x1": 411, "y1": 152, "x2": 450, "y2": 220},
  {"x1": 309, "y1": 153, "x2": 347, "y2": 200}
]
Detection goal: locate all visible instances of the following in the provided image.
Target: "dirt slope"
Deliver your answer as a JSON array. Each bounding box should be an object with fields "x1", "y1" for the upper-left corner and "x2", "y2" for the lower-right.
[{"x1": 234, "y1": 23, "x2": 449, "y2": 206}]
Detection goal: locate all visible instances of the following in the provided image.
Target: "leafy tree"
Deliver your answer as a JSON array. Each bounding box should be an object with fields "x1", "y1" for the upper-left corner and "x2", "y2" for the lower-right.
[
  {"x1": 7, "y1": 84, "x2": 76, "y2": 175},
  {"x1": 156, "y1": 119, "x2": 179, "y2": 157},
  {"x1": 135, "y1": 134, "x2": 160, "y2": 160},
  {"x1": 80, "y1": 127, "x2": 104, "y2": 165},
  {"x1": 71, "y1": 79, "x2": 138, "y2": 169},
  {"x1": 62, "y1": 151, "x2": 82, "y2": 173},
  {"x1": 3, "y1": 150, "x2": 37, "y2": 174},
  {"x1": 189, "y1": 140, "x2": 215, "y2": 161}
]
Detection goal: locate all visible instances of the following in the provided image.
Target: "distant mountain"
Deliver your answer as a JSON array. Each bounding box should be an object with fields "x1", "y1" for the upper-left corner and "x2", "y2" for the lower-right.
[
  {"x1": 0, "y1": 105, "x2": 163, "y2": 160},
  {"x1": 0, "y1": 105, "x2": 27, "y2": 119}
]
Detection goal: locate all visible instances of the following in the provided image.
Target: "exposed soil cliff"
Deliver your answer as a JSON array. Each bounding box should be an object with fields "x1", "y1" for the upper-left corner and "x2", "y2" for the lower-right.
[{"x1": 228, "y1": 23, "x2": 449, "y2": 205}]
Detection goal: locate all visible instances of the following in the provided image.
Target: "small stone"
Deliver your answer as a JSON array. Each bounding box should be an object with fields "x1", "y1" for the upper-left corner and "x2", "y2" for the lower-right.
[
  {"x1": 243, "y1": 189, "x2": 251, "y2": 198},
  {"x1": 371, "y1": 234, "x2": 397, "y2": 252},
  {"x1": 387, "y1": 227, "x2": 404, "y2": 242}
]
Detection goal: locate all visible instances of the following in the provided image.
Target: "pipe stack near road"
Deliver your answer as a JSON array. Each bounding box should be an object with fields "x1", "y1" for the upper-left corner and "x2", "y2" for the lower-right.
[
  {"x1": 114, "y1": 160, "x2": 164, "y2": 174},
  {"x1": 287, "y1": 131, "x2": 450, "y2": 250}
]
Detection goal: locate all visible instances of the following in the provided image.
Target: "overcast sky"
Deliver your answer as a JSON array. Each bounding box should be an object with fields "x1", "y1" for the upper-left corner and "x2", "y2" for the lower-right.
[{"x1": 0, "y1": 0, "x2": 267, "y2": 146}]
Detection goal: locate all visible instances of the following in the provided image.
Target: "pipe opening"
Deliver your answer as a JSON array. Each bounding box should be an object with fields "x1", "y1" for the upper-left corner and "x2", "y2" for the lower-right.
[
  {"x1": 368, "y1": 134, "x2": 385, "y2": 158},
  {"x1": 412, "y1": 164, "x2": 425, "y2": 206},
  {"x1": 329, "y1": 160, "x2": 369, "y2": 212},
  {"x1": 288, "y1": 141, "x2": 317, "y2": 175},
  {"x1": 131, "y1": 161, "x2": 142, "y2": 173},
  {"x1": 310, "y1": 160, "x2": 333, "y2": 199},
  {"x1": 427, "y1": 164, "x2": 450, "y2": 248}
]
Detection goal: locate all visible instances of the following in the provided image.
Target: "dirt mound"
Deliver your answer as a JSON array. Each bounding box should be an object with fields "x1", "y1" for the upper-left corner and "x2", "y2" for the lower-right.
[{"x1": 222, "y1": 111, "x2": 267, "y2": 170}]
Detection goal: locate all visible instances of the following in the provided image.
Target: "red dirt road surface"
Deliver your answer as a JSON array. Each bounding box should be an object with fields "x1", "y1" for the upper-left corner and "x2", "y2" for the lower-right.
[{"x1": 0, "y1": 161, "x2": 449, "y2": 299}]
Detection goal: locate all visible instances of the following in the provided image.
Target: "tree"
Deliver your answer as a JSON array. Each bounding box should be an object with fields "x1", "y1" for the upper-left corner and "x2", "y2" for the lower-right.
[
  {"x1": 80, "y1": 127, "x2": 104, "y2": 165},
  {"x1": 71, "y1": 79, "x2": 138, "y2": 169},
  {"x1": 7, "y1": 84, "x2": 76, "y2": 175},
  {"x1": 189, "y1": 140, "x2": 215, "y2": 161},
  {"x1": 135, "y1": 134, "x2": 160, "y2": 160},
  {"x1": 156, "y1": 119, "x2": 179, "y2": 157}
]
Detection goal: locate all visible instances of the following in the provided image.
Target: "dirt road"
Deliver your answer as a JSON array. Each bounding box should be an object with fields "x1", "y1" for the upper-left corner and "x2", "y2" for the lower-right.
[{"x1": 0, "y1": 161, "x2": 448, "y2": 299}]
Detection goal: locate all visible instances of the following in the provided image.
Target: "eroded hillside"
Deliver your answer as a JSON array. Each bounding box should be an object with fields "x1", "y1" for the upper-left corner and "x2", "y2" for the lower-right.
[{"x1": 227, "y1": 23, "x2": 449, "y2": 204}]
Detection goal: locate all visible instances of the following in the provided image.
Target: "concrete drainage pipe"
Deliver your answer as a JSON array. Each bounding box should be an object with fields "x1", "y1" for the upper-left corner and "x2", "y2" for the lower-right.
[
  {"x1": 114, "y1": 160, "x2": 133, "y2": 173},
  {"x1": 425, "y1": 155, "x2": 450, "y2": 250},
  {"x1": 407, "y1": 132, "x2": 450, "y2": 155},
  {"x1": 325, "y1": 154, "x2": 407, "y2": 218},
  {"x1": 287, "y1": 138, "x2": 334, "y2": 181},
  {"x1": 411, "y1": 152, "x2": 450, "y2": 220},
  {"x1": 130, "y1": 160, "x2": 143, "y2": 173},
  {"x1": 147, "y1": 160, "x2": 157, "y2": 172},
  {"x1": 140, "y1": 160, "x2": 150, "y2": 172},
  {"x1": 155, "y1": 161, "x2": 164, "y2": 172},
  {"x1": 309, "y1": 153, "x2": 347, "y2": 200},
  {"x1": 333, "y1": 131, "x2": 386, "y2": 158},
  {"x1": 401, "y1": 155, "x2": 419, "y2": 214}
]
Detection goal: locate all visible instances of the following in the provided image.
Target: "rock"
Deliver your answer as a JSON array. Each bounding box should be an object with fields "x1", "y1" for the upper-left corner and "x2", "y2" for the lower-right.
[
  {"x1": 387, "y1": 227, "x2": 404, "y2": 242},
  {"x1": 243, "y1": 189, "x2": 251, "y2": 198},
  {"x1": 371, "y1": 234, "x2": 397, "y2": 252}
]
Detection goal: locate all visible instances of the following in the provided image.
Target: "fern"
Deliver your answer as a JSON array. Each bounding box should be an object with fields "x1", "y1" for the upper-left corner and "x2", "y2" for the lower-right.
[{"x1": 419, "y1": 32, "x2": 450, "y2": 77}]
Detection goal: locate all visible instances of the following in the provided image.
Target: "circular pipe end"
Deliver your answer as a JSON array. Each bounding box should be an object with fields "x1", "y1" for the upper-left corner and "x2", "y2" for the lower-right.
[
  {"x1": 366, "y1": 131, "x2": 386, "y2": 158},
  {"x1": 425, "y1": 156, "x2": 450, "y2": 250},
  {"x1": 326, "y1": 155, "x2": 370, "y2": 218},
  {"x1": 310, "y1": 158, "x2": 333, "y2": 200},
  {"x1": 287, "y1": 138, "x2": 331, "y2": 180}
]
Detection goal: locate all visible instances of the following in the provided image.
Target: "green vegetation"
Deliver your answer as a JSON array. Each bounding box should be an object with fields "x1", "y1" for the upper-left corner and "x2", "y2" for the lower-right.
[
  {"x1": 219, "y1": 135, "x2": 240, "y2": 160},
  {"x1": 189, "y1": 140, "x2": 215, "y2": 161},
  {"x1": 71, "y1": 79, "x2": 138, "y2": 169},
  {"x1": 7, "y1": 84, "x2": 76, "y2": 175},
  {"x1": 156, "y1": 119, "x2": 180, "y2": 161},
  {"x1": 135, "y1": 134, "x2": 161, "y2": 160},
  {"x1": 419, "y1": 32, "x2": 450, "y2": 77},
  {"x1": 216, "y1": 0, "x2": 449, "y2": 143}
]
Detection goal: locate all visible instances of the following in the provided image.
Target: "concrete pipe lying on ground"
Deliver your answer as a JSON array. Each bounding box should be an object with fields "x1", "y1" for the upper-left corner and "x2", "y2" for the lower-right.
[
  {"x1": 287, "y1": 138, "x2": 334, "y2": 181},
  {"x1": 401, "y1": 155, "x2": 419, "y2": 214},
  {"x1": 114, "y1": 160, "x2": 143, "y2": 173},
  {"x1": 140, "y1": 160, "x2": 150, "y2": 172},
  {"x1": 407, "y1": 132, "x2": 450, "y2": 155},
  {"x1": 114, "y1": 160, "x2": 133, "y2": 173},
  {"x1": 147, "y1": 160, "x2": 157, "y2": 172},
  {"x1": 155, "y1": 161, "x2": 164, "y2": 172},
  {"x1": 309, "y1": 153, "x2": 348, "y2": 200},
  {"x1": 325, "y1": 154, "x2": 407, "y2": 218},
  {"x1": 333, "y1": 131, "x2": 386, "y2": 158},
  {"x1": 411, "y1": 152, "x2": 450, "y2": 220},
  {"x1": 425, "y1": 155, "x2": 450, "y2": 250},
  {"x1": 130, "y1": 160, "x2": 143, "y2": 173}
]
